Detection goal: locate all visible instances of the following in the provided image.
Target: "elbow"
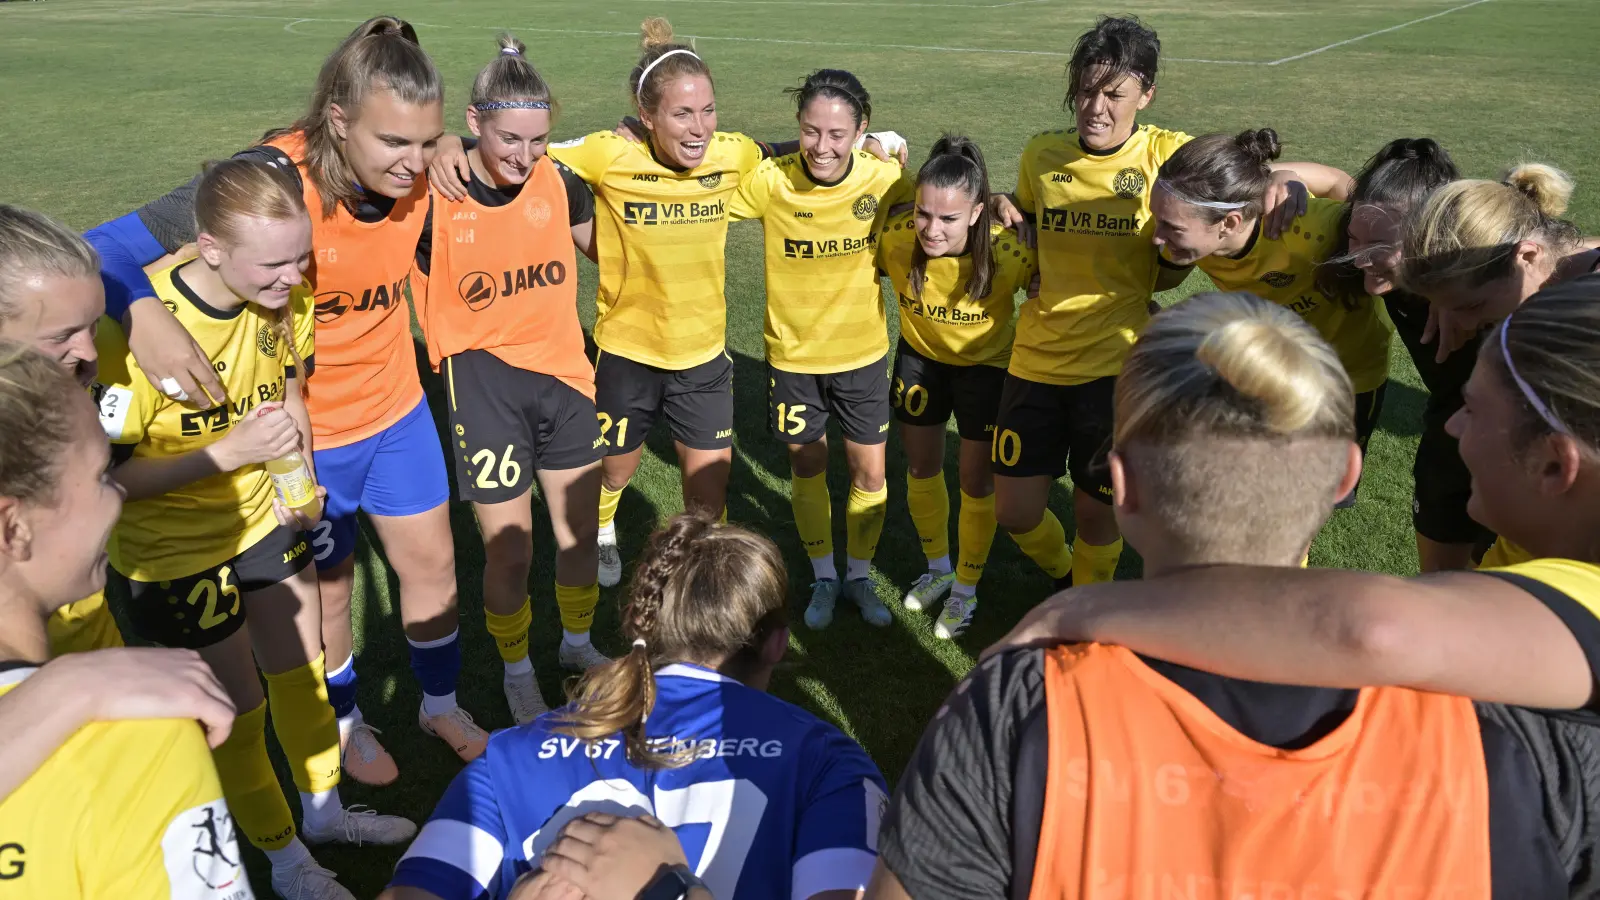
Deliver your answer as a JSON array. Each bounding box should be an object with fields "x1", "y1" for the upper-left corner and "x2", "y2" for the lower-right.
[{"x1": 1328, "y1": 593, "x2": 1428, "y2": 686}]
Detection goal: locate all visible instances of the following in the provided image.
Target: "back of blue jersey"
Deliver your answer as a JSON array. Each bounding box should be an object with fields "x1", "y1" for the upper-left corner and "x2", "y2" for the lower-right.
[{"x1": 392, "y1": 664, "x2": 888, "y2": 900}]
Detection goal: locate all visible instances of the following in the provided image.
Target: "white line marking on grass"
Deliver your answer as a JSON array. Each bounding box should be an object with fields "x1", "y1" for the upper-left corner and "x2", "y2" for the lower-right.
[
  {"x1": 283, "y1": 18, "x2": 312, "y2": 33},
  {"x1": 1265, "y1": 0, "x2": 1495, "y2": 65}
]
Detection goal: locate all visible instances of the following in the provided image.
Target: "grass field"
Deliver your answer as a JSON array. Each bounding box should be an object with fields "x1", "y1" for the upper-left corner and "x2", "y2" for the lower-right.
[{"x1": 3, "y1": 0, "x2": 1596, "y2": 894}]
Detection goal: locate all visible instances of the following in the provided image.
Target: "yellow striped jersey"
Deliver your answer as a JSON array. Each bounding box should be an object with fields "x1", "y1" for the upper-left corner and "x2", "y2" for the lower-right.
[
  {"x1": 92, "y1": 264, "x2": 315, "y2": 582},
  {"x1": 877, "y1": 214, "x2": 1035, "y2": 369},
  {"x1": 0, "y1": 667, "x2": 252, "y2": 899},
  {"x1": 729, "y1": 150, "x2": 912, "y2": 373},
  {"x1": 551, "y1": 131, "x2": 765, "y2": 370},
  {"x1": 1192, "y1": 198, "x2": 1393, "y2": 394},
  {"x1": 1012, "y1": 124, "x2": 1192, "y2": 385}
]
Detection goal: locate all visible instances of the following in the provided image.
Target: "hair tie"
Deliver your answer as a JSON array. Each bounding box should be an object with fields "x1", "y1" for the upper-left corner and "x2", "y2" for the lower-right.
[
  {"x1": 1155, "y1": 179, "x2": 1250, "y2": 211},
  {"x1": 473, "y1": 100, "x2": 550, "y2": 112},
  {"x1": 636, "y1": 48, "x2": 701, "y2": 99},
  {"x1": 1499, "y1": 319, "x2": 1568, "y2": 435},
  {"x1": 632, "y1": 638, "x2": 647, "y2": 650},
  {"x1": 501, "y1": 46, "x2": 521, "y2": 56}
]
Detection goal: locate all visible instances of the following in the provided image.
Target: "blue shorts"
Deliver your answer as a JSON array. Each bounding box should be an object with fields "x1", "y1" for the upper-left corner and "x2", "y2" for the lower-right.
[{"x1": 310, "y1": 398, "x2": 451, "y2": 569}]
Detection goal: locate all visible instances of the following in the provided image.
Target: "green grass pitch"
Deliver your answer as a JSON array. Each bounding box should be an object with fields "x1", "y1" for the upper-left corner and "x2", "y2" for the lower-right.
[{"x1": 2, "y1": 0, "x2": 1595, "y2": 893}]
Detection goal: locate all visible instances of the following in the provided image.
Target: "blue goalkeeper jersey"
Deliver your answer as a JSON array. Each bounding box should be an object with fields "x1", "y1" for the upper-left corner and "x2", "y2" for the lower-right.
[{"x1": 390, "y1": 663, "x2": 889, "y2": 900}]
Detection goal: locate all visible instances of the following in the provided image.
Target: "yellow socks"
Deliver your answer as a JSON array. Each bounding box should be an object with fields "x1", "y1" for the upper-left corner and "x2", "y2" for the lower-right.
[
  {"x1": 1012, "y1": 511, "x2": 1074, "y2": 580},
  {"x1": 264, "y1": 654, "x2": 341, "y2": 795},
  {"x1": 555, "y1": 582, "x2": 599, "y2": 635},
  {"x1": 1072, "y1": 535, "x2": 1125, "y2": 586},
  {"x1": 906, "y1": 474, "x2": 950, "y2": 563},
  {"x1": 486, "y1": 596, "x2": 533, "y2": 665},
  {"x1": 213, "y1": 700, "x2": 296, "y2": 850},
  {"x1": 956, "y1": 490, "x2": 997, "y2": 588},
  {"x1": 846, "y1": 483, "x2": 889, "y2": 566},
  {"x1": 598, "y1": 483, "x2": 624, "y2": 532},
  {"x1": 791, "y1": 472, "x2": 833, "y2": 560}
]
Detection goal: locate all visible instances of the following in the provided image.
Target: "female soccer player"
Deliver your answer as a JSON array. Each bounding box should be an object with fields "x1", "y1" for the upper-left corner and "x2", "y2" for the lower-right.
[
  {"x1": 85, "y1": 16, "x2": 476, "y2": 782},
  {"x1": 384, "y1": 513, "x2": 888, "y2": 900},
  {"x1": 726, "y1": 69, "x2": 911, "y2": 630},
  {"x1": 990, "y1": 16, "x2": 1330, "y2": 589},
  {"x1": 881, "y1": 136, "x2": 1035, "y2": 639},
  {"x1": 95, "y1": 158, "x2": 413, "y2": 900},
  {"x1": 413, "y1": 35, "x2": 605, "y2": 723},
  {"x1": 1151, "y1": 128, "x2": 1383, "y2": 503},
  {"x1": 869, "y1": 292, "x2": 1572, "y2": 898},
  {"x1": 0, "y1": 341, "x2": 254, "y2": 899},
  {"x1": 1320, "y1": 138, "x2": 1488, "y2": 569}
]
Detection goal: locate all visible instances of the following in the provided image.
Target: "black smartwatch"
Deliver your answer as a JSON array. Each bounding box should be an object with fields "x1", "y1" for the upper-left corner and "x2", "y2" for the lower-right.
[{"x1": 640, "y1": 866, "x2": 706, "y2": 900}]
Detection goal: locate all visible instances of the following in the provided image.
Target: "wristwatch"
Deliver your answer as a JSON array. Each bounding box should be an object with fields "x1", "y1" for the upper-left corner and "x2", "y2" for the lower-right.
[{"x1": 640, "y1": 866, "x2": 707, "y2": 900}]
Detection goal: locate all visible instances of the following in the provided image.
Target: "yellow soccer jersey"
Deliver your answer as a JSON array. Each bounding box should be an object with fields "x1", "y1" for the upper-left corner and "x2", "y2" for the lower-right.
[
  {"x1": 0, "y1": 668, "x2": 253, "y2": 899},
  {"x1": 1194, "y1": 197, "x2": 1393, "y2": 394},
  {"x1": 551, "y1": 131, "x2": 765, "y2": 370},
  {"x1": 1479, "y1": 538, "x2": 1534, "y2": 570},
  {"x1": 46, "y1": 591, "x2": 123, "y2": 656},
  {"x1": 93, "y1": 264, "x2": 315, "y2": 582},
  {"x1": 1011, "y1": 124, "x2": 1192, "y2": 385},
  {"x1": 728, "y1": 150, "x2": 913, "y2": 374},
  {"x1": 877, "y1": 214, "x2": 1035, "y2": 369}
]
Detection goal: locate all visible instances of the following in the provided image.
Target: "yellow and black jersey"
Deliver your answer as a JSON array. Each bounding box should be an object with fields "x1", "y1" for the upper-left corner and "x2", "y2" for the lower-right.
[
  {"x1": 1480, "y1": 558, "x2": 1600, "y2": 718},
  {"x1": 1480, "y1": 538, "x2": 1534, "y2": 570},
  {"x1": 729, "y1": 150, "x2": 913, "y2": 374},
  {"x1": 1190, "y1": 197, "x2": 1392, "y2": 393},
  {"x1": 877, "y1": 214, "x2": 1035, "y2": 369},
  {"x1": 551, "y1": 130, "x2": 765, "y2": 370},
  {"x1": 1011, "y1": 124, "x2": 1192, "y2": 385},
  {"x1": 92, "y1": 264, "x2": 315, "y2": 583},
  {"x1": 0, "y1": 668, "x2": 252, "y2": 899}
]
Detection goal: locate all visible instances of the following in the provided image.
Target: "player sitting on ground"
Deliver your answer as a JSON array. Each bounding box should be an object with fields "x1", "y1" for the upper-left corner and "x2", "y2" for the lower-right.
[
  {"x1": 871, "y1": 292, "x2": 1573, "y2": 897},
  {"x1": 384, "y1": 513, "x2": 888, "y2": 900}
]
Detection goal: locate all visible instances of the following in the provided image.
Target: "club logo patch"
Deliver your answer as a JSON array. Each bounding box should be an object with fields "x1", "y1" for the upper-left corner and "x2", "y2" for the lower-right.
[
  {"x1": 256, "y1": 324, "x2": 279, "y2": 359},
  {"x1": 852, "y1": 194, "x2": 879, "y2": 221},
  {"x1": 699, "y1": 172, "x2": 723, "y2": 190},
  {"x1": 1113, "y1": 167, "x2": 1147, "y2": 199},
  {"x1": 1261, "y1": 270, "x2": 1296, "y2": 289}
]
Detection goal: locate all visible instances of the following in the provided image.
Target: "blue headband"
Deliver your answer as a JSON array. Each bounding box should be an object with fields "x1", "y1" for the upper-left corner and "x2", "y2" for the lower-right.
[{"x1": 473, "y1": 100, "x2": 550, "y2": 111}]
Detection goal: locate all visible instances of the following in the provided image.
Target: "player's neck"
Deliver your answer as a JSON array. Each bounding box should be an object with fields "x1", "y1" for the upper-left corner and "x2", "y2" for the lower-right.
[
  {"x1": 0, "y1": 592, "x2": 51, "y2": 665},
  {"x1": 182, "y1": 263, "x2": 248, "y2": 314},
  {"x1": 1139, "y1": 541, "x2": 1306, "y2": 579},
  {"x1": 1217, "y1": 219, "x2": 1260, "y2": 259}
]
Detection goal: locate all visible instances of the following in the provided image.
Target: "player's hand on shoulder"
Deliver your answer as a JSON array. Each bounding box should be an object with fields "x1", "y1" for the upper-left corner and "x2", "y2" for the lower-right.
[
  {"x1": 614, "y1": 116, "x2": 648, "y2": 144},
  {"x1": 43, "y1": 647, "x2": 236, "y2": 748},
  {"x1": 1261, "y1": 172, "x2": 1309, "y2": 240},
  {"x1": 124, "y1": 296, "x2": 229, "y2": 409},
  {"x1": 862, "y1": 132, "x2": 909, "y2": 166},
  {"x1": 539, "y1": 812, "x2": 692, "y2": 898},
  {"x1": 428, "y1": 135, "x2": 473, "y2": 202},
  {"x1": 992, "y1": 194, "x2": 1035, "y2": 249},
  {"x1": 213, "y1": 401, "x2": 298, "y2": 471}
]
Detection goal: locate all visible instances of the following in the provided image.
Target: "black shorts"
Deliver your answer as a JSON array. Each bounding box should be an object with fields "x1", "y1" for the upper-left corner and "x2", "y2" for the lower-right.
[
  {"x1": 1353, "y1": 383, "x2": 1387, "y2": 455},
  {"x1": 445, "y1": 350, "x2": 604, "y2": 504},
  {"x1": 991, "y1": 373, "x2": 1116, "y2": 504},
  {"x1": 890, "y1": 340, "x2": 1006, "y2": 442},
  {"x1": 594, "y1": 350, "x2": 734, "y2": 453},
  {"x1": 1414, "y1": 396, "x2": 1495, "y2": 545},
  {"x1": 123, "y1": 524, "x2": 310, "y2": 650},
  {"x1": 767, "y1": 357, "x2": 890, "y2": 446}
]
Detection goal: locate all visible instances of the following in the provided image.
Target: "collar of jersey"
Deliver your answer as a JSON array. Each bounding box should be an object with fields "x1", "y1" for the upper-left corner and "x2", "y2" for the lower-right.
[
  {"x1": 0, "y1": 664, "x2": 37, "y2": 688},
  {"x1": 1078, "y1": 123, "x2": 1138, "y2": 157},
  {"x1": 656, "y1": 662, "x2": 738, "y2": 685},
  {"x1": 1221, "y1": 219, "x2": 1264, "y2": 262},
  {"x1": 800, "y1": 152, "x2": 855, "y2": 189},
  {"x1": 646, "y1": 138, "x2": 696, "y2": 175},
  {"x1": 171, "y1": 261, "x2": 247, "y2": 321}
]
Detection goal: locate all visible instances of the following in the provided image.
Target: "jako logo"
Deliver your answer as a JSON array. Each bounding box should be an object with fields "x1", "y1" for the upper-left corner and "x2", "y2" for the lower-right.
[
  {"x1": 784, "y1": 238, "x2": 815, "y2": 259},
  {"x1": 1051, "y1": 173, "x2": 1074, "y2": 183},
  {"x1": 459, "y1": 271, "x2": 497, "y2": 310},
  {"x1": 313, "y1": 291, "x2": 352, "y2": 323},
  {"x1": 313, "y1": 279, "x2": 403, "y2": 322},
  {"x1": 624, "y1": 201, "x2": 659, "y2": 225}
]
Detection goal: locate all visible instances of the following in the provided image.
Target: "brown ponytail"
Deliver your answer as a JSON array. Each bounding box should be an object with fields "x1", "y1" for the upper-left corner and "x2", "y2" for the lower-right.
[
  {"x1": 910, "y1": 133, "x2": 995, "y2": 302},
  {"x1": 553, "y1": 513, "x2": 790, "y2": 768}
]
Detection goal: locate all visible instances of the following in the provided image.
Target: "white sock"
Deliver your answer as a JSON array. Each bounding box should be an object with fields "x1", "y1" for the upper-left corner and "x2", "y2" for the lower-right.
[
  {"x1": 300, "y1": 788, "x2": 342, "y2": 834},
  {"x1": 927, "y1": 555, "x2": 953, "y2": 576},
  {"x1": 263, "y1": 836, "x2": 312, "y2": 871},
  {"x1": 810, "y1": 555, "x2": 838, "y2": 581},
  {"x1": 846, "y1": 556, "x2": 872, "y2": 582},
  {"x1": 598, "y1": 522, "x2": 617, "y2": 543},
  {"x1": 337, "y1": 704, "x2": 364, "y2": 741},
  {"x1": 504, "y1": 655, "x2": 533, "y2": 677},
  {"x1": 562, "y1": 630, "x2": 591, "y2": 647},
  {"x1": 951, "y1": 580, "x2": 977, "y2": 601},
  {"x1": 421, "y1": 691, "x2": 457, "y2": 718}
]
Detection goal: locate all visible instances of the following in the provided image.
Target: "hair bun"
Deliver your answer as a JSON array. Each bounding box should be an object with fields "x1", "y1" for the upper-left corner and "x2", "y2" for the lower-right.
[
  {"x1": 639, "y1": 16, "x2": 676, "y2": 50},
  {"x1": 1502, "y1": 163, "x2": 1574, "y2": 218},
  {"x1": 1235, "y1": 128, "x2": 1282, "y2": 166},
  {"x1": 1196, "y1": 315, "x2": 1327, "y2": 434},
  {"x1": 497, "y1": 32, "x2": 526, "y2": 56}
]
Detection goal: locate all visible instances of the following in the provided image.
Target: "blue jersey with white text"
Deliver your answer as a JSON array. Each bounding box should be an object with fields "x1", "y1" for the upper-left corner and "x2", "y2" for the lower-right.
[{"x1": 390, "y1": 664, "x2": 889, "y2": 900}]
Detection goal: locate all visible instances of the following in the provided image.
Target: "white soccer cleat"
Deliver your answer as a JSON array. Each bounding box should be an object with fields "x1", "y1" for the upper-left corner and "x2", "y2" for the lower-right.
[
  {"x1": 903, "y1": 571, "x2": 956, "y2": 611},
  {"x1": 270, "y1": 859, "x2": 355, "y2": 900},
  {"x1": 845, "y1": 578, "x2": 892, "y2": 628},
  {"x1": 935, "y1": 595, "x2": 978, "y2": 640},
  {"x1": 504, "y1": 669, "x2": 550, "y2": 725},
  {"x1": 559, "y1": 640, "x2": 613, "y2": 672},
  {"x1": 301, "y1": 805, "x2": 417, "y2": 847},
  {"x1": 805, "y1": 579, "x2": 840, "y2": 630},
  {"x1": 598, "y1": 538, "x2": 623, "y2": 588}
]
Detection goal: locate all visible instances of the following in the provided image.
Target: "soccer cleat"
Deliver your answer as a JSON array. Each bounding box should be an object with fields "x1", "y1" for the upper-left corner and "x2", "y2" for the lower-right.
[
  {"x1": 903, "y1": 571, "x2": 956, "y2": 612},
  {"x1": 598, "y1": 538, "x2": 623, "y2": 588},
  {"x1": 339, "y1": 722, "x2": 398, "y2": 787},
  {"x1": 845, "y1": 578, "x2": 892, "y2": 627},
  {"x1": 559, "y1": 639, "x2": 613, "y2": 672},
  {"x1": 301, "y1": 805, "x2": 417, "y2": 847},
  {"x1": 270, "y1": 859, "x2": 355, "y2": 900},
  {"x1": 805, "y1": 579, "x2": 840, "y2": 630},
  {"x1": 504, "y1": 669, "x2": 549, "y2": 725},
  {"x1": 934, "y1": 595, "x2": 978, "y2": 640},
  {"x1": 418, "y1": 705, "x2": 488, "y2": 763}
]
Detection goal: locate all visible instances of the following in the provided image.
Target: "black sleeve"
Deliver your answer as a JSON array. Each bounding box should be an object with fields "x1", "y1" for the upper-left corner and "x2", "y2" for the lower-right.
[
  {"x1": 878, "y1": 649, "x2": 1046, "y2": 899},
  {"x1": 1481, "y1": 570, "x2": 1600, "y2": 713},
  {"x1": 556, "y1": 161, "x2": 594, "y2": 226},
  {"x1": 756, "y1": 138, "x2": 801, "y2": 159},
  {"x1": 134, "y1": 145, "x2": 298, "y2": 253},
  {"x1": 414, "y1": 196, "x2": 434, "y2": 277}
]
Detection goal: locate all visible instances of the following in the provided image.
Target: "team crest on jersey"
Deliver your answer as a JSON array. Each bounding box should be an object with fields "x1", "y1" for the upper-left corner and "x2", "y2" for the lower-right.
[
  {"x1": 524, "y1": 196, "x2": 553, "y2": 227},
  {"x1": 852, "y1": 194, "x2": 879, "y2": 221},
  {"x1": 1261, "y1": 270, "x2": 1296, "y2": 289},
  {"x1": 1113, "y1": 167, "x2": 1147, "y2": 199},
  {"x1": 459, "y1": 271, "x2": 498, "y2": 311},
  {"x1": 256, "y1": 323, "x2": 279, "y2": 359},
  {"x1": 698, "y1": 172, "x2": 723, "y2": 190}
]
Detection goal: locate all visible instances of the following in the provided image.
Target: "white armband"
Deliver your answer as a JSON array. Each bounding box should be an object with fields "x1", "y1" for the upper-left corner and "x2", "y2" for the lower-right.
[{"x1": 857, "y1": 130, "x2": 907, "y2": 159}]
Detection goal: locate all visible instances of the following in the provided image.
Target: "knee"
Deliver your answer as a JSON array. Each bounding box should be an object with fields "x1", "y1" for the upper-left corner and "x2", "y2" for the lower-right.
[
  {"x1": 958, "y1": 469, "x2": 993, "y2": 500},
  {"x1": 483, "y1": 529, "x2": 535, "y2": 579},
  {"x1": 994, "y1": 497, "x2": 1042, "y2": 534},
  {"x1": 788, "y1": 443, "x2": 828, "y2": 479}
]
